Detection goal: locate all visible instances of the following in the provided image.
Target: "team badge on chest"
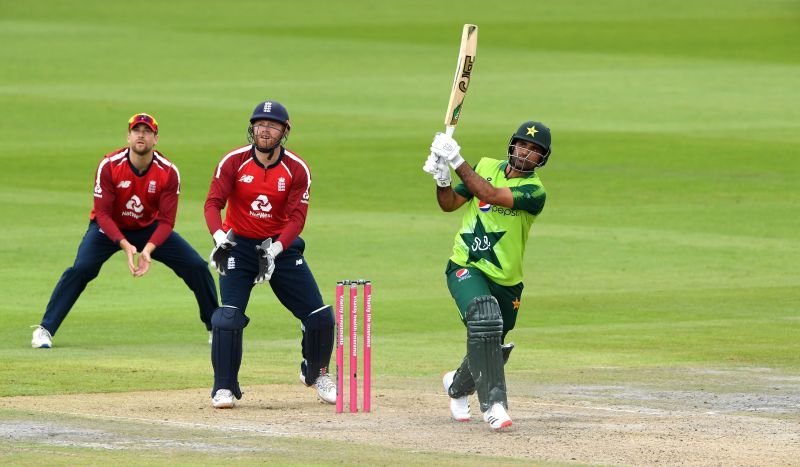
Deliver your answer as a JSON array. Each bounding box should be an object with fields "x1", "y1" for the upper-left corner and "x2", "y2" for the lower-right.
[
  {"x1": 278, "y1": 177, "x2": 286, "y2": 192},
  {"x1": 147, "y1": 180, "x2": 157, "y2": 193}
]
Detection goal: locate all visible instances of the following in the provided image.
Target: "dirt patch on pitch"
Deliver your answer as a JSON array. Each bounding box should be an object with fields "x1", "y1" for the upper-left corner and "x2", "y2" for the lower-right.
[{"x1": 1, "y1": 373, "x2": 799, "y2": 465}]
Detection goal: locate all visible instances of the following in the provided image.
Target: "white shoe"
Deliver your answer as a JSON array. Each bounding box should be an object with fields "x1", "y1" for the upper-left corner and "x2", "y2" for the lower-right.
[
  {"x1": 314, "y1": 372, "x2": 337, "y2": 404},
  {"x1": 299, "y1": 369, "x2": 337, "y2": 404},
  {"x1": 483, "y1": 403, "x2": 512, "y2": 431},
  {"x1": 31, "y1": 325, "x2": 52, "y2": 349},
  {"x1": 443, "y1": 371, "x2": 470, "y2": 421},
  {"x1": 212, "y1": 389, "x2": 235, "y2": 409},
  {"x1": 208, "y1": 331, "x2": 213, "y2": 345}
]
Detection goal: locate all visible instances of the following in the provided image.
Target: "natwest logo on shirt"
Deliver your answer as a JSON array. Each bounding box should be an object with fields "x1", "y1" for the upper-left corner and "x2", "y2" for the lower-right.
[
  {"x1": 249, "y1": 194, "x2": 272, "y2": 218},
  {"x1": 123, "y1": 195, "x2": 145, "y2": 218}
]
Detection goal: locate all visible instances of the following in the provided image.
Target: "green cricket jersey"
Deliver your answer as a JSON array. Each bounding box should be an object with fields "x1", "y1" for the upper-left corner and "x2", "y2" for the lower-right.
[{"x1": 450, "y1": 157, "x2": 547, "y2": 286}]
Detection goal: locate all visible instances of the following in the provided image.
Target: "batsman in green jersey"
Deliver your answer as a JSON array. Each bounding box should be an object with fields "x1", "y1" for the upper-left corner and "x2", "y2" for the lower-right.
[{"x1": 423, "y1": 121, "x2": 551, "y2": 431}]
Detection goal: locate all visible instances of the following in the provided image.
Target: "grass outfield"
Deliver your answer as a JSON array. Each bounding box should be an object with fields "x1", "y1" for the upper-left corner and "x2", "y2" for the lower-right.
[{"x1": 1, "y1": 0, "x2": 798, "y2": 463}]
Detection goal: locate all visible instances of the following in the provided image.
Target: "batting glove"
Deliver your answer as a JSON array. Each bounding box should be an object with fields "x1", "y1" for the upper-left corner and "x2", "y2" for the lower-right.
[
  {"x1": 209, "y1": 229, "x2": 236, "y2": 276},
  {"x1": 422, "y1": 152, "x2": 439, "y2": 175},
  {"x1": 423, "y1": 153, "x2": 452, "y2": 187},
  {"x1": 254, "y1": 238, "x2": 283, "y2": 284},
  {"x1": 434, "y1": 156, "x2": 452, "y2": 187},
  {"x1": 431, "y1": 132, "x2": 465, "y2": 169}
]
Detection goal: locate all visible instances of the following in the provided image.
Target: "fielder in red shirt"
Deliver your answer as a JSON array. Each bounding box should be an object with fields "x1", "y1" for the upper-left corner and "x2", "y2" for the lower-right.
[
  {"x1": 204, "y1": 100, "x2": 335, "y2": 408},
  {"x1": 31, "y1": 114, "x2": 219, "y2": 348}
]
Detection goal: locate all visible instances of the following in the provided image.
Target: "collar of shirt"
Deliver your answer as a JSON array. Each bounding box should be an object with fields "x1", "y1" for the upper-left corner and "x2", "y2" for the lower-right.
[
  {"x1": 250, "y1": 146, "x2": 285, "y2": 169},
  {"x1": 126, "y1": 148, "x2": 155, "y2": 177}
]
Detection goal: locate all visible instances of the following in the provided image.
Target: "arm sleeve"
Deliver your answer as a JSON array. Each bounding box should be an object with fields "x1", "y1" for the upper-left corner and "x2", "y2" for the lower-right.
[
  {"x1": 204, "y1": 159, "x2": 234, "y2": 234},
  {"x1": 510, "y1": 184, "x2": 547, "y2": 215},
  {"x1": 453, "y1": 182, "x2": 474, "y2": 200},
  {"x1": 93, "y1": 161, "x2": 126, "y2": 245},
  {"x1": 148, "y1": 167, "x2": 179, "y2": 246},
  {"x1": 276, "y1": 164, "x2": 310, "y2": 247}
]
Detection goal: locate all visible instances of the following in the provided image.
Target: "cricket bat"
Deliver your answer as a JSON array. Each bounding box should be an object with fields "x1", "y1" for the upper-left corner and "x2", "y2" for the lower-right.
[{"x1": 443, "y1": 24, "x2": 478, "y2": 137}]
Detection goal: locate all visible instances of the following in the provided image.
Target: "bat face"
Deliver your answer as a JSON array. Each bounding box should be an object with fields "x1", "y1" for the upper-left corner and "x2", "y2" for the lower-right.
[{"x1": 444, "y1": 24, "x2": 478, "y2": 131}]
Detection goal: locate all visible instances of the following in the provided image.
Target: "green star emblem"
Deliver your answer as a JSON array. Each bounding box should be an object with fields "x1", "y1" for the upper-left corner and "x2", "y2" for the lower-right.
[{"x1": 460, "y1": 216, "x2": 506, "y2": 268}]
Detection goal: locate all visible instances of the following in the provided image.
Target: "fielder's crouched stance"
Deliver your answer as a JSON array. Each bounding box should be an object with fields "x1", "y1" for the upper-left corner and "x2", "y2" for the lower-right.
[
  {"x1": 204, "y1": 100, "x2": 335, "y2": 408},
  {"x1": 31, "y1": 113, "x2": 218, "y2": 349},
  {"x1": 424, "y1": 121, "x2": 552, "y2": 431}
]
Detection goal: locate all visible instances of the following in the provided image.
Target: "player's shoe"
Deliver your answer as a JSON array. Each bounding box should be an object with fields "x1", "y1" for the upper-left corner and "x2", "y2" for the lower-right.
[
  {"x1": 212, "y1": 389, "x2": 235, "y2": 409},
  {"x1": 299, "y1": 363, "x2": 337, "y2": 404},
  {"x1": 208, "y1": 331, "x2": 213, "y2": 345},
  {"x1": 314, "y1": 372, "x2": 337, "y2": 404},
  {"x1": 483, "y1": 403, "x2": 512, "y2": 431},
  {"x1": 31, "y1": 325, "x2": 52, "y2": 349},
  {"x1": 442, "y1": 370, "x2": 470, "y2": 421}
]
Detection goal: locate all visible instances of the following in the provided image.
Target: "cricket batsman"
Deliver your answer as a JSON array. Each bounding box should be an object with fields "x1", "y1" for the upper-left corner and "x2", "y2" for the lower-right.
[{"x1": 423, "y1": 121, "x2": 552, "y2": 431}]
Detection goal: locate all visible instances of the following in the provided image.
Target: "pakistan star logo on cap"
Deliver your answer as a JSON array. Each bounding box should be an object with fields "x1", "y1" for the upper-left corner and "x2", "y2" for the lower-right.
[
  {"x1": 461, "y1": 217, "x2": 506, "y2": 269},
  {"x1": 526, "y1": 125, "x2": 538, "y2": 137}
]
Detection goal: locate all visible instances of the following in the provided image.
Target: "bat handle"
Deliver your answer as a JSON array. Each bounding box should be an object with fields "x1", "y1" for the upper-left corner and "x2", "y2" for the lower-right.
[{"x1": 445, "y1": 126, "x2": 455, "y2": 137}]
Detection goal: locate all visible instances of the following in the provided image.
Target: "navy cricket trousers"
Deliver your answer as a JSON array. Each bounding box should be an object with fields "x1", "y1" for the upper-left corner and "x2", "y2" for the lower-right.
[
  {"x1": 40, "y1": 221, "x2": 218, "y2": 335},
  {"x1": 219, "y1": 235, "x2": 325, "y2": 320}
]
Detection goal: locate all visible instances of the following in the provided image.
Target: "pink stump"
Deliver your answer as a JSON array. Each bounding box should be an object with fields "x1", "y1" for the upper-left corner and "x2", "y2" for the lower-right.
[
  {"x1": 363, "y1": 281, "x2": 372, "y2": 412},
  {"x1": 335, "y1": 282, "x2": 344, "y2": 413},
  {"x1": 349, "y1": 282, "x2": 358, "y2": 412}
]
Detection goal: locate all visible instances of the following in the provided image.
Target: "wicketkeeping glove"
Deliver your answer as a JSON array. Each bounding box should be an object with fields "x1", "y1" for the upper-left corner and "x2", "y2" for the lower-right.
[
  {"x1": 209, "y1": 229, "x2": 236, "y2": 276},
  {"x1": 430, "y1": 132, "x2": 465, "y2": 169},
  {"x1": 254, "y1": 238, "x2": 283, "y2": 284}
]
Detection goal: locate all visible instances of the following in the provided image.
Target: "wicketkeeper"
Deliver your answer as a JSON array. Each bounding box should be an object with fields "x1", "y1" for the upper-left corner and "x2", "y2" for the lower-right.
[
  {"x1": 424, "y1": 121, "x2": 552, "y2": 431},
  {"x1": 204, "y1": 100, "x2": 335, "y2": 409}
]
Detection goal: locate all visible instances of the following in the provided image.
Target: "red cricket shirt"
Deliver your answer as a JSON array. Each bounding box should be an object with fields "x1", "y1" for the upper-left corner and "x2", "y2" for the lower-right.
[
  {"x1": 90, "y1": 147, "x2": 180, "y2": 246},
  {"x1": 204, "y1": 145, "x2": 311, "y2": 247}
]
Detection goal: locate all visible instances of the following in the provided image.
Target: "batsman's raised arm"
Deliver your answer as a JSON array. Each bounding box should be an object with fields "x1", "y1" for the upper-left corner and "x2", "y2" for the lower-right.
[
  {"x1": 428, "y1": 133, "x2": 515, "y2": 208},
  {"x1": 423, "y1": 151, "x2": 468, "y2": 211}
]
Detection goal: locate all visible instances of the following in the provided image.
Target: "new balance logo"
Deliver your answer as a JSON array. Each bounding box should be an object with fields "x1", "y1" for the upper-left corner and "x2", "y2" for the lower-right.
[
  {"x1": 239, "y1": 175, "x2": 254, "y2": 183},
  {"x1": 295, "y1": 259, "x2": 303, "y2": 266},
  {"x1": 117, "y1": 180, "x2": 131, "y2": 188}
]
